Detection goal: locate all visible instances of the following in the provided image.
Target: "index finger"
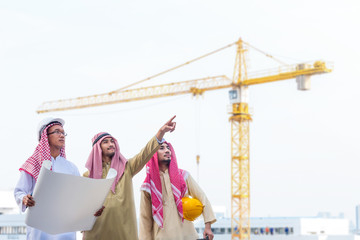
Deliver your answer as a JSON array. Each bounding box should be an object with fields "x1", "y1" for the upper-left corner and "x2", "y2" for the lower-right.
[{"x1": 166, "y1": 115, "x2": 176, "y2": 124}]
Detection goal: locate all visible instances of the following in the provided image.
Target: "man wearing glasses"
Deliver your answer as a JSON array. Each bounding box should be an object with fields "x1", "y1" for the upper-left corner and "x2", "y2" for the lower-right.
[{"x1": 14, "y1": 117, "x2": 80, "y2": 239}]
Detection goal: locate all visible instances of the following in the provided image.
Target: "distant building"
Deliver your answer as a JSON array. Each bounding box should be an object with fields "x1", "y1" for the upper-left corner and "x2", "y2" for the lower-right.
[
  {"x1": 0, "y1": 191, "x2": 26, "y2": 240},
  {"x1": 194, "y1": 211, "x2": 360, "y2": 240},
  {"x1": 0, "y1": 214, "x2": 26, "y2": 240},
  {"x1": 356, "y1": 205, "x2": 360, "y2": 234}
]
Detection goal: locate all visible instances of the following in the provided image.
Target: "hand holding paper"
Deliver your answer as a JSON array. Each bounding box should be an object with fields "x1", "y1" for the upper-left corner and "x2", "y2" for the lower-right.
[{"x1": 25, "y1": 160, "x2": 117, "y2": 234}]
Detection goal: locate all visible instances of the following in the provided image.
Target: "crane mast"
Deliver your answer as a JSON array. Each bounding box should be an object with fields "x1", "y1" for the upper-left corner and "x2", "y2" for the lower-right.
[{"x1": 230, "y1": 39, "x2": 251, "y2": 240}]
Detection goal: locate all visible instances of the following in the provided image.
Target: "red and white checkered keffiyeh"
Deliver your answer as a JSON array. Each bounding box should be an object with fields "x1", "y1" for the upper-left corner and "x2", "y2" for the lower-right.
[
  {"x1": 141, "y1": 142, "x2": 188, "y2": 228},
  {"x1": 19, "y1": 123, "x2": 65, "y2": 180}
]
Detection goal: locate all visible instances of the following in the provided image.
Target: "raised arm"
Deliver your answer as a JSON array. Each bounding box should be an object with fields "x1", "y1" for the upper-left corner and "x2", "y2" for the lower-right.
[
  {"x1": 129, "y1": 115, "x2": 177, "y2": 176},
  {"x1": 156, "y1": 115, "x2": 176, "y2": 141}
]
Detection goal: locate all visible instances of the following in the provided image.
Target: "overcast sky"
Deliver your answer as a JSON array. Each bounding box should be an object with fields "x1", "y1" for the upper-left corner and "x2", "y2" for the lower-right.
[{"x1": 1, "y1": 0, "x2": 359, "y2": 225}]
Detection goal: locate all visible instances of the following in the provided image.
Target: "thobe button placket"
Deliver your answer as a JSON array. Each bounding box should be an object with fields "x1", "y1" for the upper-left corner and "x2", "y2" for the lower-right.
[{"x1": 160, "y1": 172, "x2": 169, "y2": 206}]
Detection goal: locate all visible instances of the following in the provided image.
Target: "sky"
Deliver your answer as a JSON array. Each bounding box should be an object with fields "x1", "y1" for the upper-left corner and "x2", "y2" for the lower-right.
[{"x1": 1, "y1": 0, "x2": 360, "y2": 226}]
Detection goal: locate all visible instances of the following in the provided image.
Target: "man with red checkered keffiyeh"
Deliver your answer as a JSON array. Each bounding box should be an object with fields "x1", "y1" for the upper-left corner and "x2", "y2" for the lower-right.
[
  {"x1": 139, "y1": 142, "x2": 216, "y2": 240},
  {"x1": 14, "y1": 117, "x2": 80, "y2": 240}
]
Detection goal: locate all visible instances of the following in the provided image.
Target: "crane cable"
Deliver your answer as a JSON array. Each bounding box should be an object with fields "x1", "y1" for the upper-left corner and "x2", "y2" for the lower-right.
[
  {"x1": 243, "y1": 41, "x2": 288, "y2": 66},
  {"x1": 195, "y1": 98, "x2": 201, "y2": 183},
  {"x1": 110, "y1": 41, "x2": 237, "y2": 93}
]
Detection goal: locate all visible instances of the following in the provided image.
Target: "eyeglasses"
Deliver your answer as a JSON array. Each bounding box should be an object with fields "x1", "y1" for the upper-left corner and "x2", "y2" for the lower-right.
[{"x1": 47, "y1": 130, "x2": 67, "y2": 137}]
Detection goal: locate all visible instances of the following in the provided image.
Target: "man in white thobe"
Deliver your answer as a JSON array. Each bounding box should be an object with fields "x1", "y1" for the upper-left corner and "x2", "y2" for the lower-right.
[{"x1": 14, "y1": 117, "x2": 80, "y2": 240}]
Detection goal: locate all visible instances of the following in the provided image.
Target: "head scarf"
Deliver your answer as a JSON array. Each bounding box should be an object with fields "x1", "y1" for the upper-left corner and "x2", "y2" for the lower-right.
[
  {"x1": 141, "y1": 142, "x2": 188, "y2": 228},
  {"x1": 19, "y1": 122, "x2": 65, "y2": 180},
  {"x1": 85, "y1": 132, "x2": 127, "y2": 193}
]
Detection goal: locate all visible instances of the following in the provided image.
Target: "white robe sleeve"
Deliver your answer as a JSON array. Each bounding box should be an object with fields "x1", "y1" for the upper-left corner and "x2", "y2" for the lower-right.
[{"x1": 14, "y1": 171, "x2": 35, "y2": 212}]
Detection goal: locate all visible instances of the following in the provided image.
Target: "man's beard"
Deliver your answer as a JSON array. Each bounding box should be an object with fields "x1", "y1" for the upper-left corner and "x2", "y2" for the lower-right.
[
  {"x1": 159, "y1": 159, "x2": 171, "y2": 164},
  {"x1": 106, "y1": 152, "x2": 115, "y2": 158}
]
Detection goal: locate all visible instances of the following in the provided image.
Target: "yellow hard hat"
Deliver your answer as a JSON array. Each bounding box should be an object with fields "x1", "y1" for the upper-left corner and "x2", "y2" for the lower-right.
[{"x1": 182, "y1": 197, "x2": 204, "y2": 221}]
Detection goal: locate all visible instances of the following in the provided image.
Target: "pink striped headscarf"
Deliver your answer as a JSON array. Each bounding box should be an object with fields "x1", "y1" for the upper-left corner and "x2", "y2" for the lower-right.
[
  {"x1": 19, "y1": 122, "x2": 65, "y2": 180},
  {"x1": 85, "y1": 132, "x2": 127, "y2": 193},
  {"x1": 141, "y1": 142, "x2": 188, "y2": 228}
]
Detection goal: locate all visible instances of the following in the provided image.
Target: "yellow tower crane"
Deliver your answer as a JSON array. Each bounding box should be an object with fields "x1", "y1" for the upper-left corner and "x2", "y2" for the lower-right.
[{"x1": 37, "y1": 38, "x2": 333, "y2": 240}]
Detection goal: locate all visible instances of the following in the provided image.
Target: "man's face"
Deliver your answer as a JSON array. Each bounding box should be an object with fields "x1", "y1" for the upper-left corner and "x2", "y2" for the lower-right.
[
  {"x1": 100, "y1": 137, "x2": 116, "y2": 159},
  {"x1": 47, "y1": 125, "x2": 65, "y2": 149},
  {"x1": 157, "y1": 143, "x2": 171, "y2": 163}
]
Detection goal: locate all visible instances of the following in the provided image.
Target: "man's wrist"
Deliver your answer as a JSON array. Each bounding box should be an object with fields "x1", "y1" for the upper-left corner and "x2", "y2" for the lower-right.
[{"x1": 156, "y1": 136, "x2": 165, "y2": 144}]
